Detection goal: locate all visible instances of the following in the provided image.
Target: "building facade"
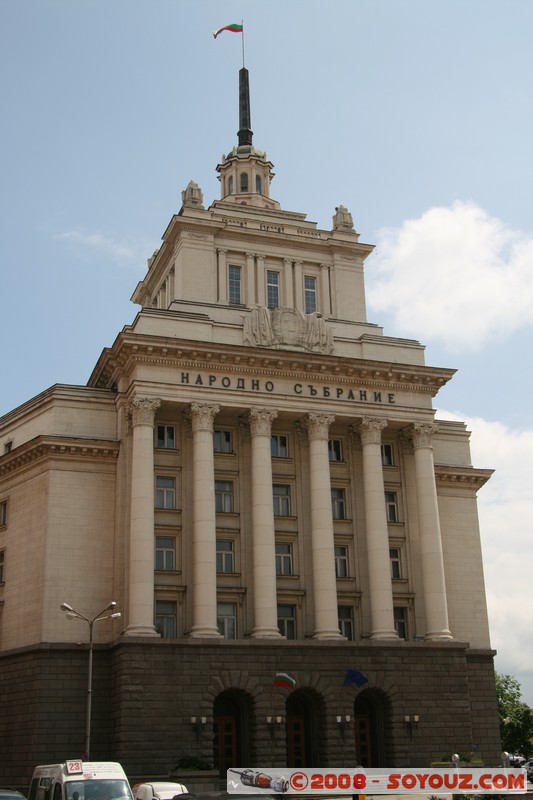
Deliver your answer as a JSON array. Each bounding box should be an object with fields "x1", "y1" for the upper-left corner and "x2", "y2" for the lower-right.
[{"x1": 0, "y1": 69, "x2": 500, "y2": 787}]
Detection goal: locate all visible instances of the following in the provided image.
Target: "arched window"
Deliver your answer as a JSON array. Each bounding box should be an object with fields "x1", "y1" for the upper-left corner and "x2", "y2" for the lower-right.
[
  {"x1": 228, "y1": 176, "x2": 233, "y2": 195},
  {"x1": 255, "y1": 174, "x2": 262, "y2": 194},
  {"x1": 240, "y1": 172, "x2": 248, "y2": 192}
]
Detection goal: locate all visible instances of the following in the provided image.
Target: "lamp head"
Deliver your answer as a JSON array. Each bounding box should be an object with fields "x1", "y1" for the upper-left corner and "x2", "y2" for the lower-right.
[{"x1": 60, "y1": 603, "x2": 74, "y2": 612}]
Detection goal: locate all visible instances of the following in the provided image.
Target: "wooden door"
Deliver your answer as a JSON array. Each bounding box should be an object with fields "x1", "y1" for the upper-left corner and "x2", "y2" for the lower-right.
[
  {"x1": 287, "y1": 716, "x2": 306, "y2": 767},
  {"x1": 214, "y1": 715, "x2": 237, "y2": 774},
  {"x1": 354, "y1": 713, "x2": 372, "y2": 766}
]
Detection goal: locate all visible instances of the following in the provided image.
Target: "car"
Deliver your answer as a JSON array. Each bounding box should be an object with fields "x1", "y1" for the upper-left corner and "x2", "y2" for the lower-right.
[
  {"x1": 134, "y1": 783, "x2": 189, "y2": 800},
  {"x1": 0, "y1": 792, "x2": 26, "y2": 800}
]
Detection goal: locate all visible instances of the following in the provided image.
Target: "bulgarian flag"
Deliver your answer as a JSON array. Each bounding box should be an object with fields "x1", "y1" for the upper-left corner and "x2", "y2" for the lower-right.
[
  {"x1": 213, "y1": 22, "x2": 243, "y2": 39},
  {"x1": 273, "y1": 672, "x2": 296, "y2": 688}
]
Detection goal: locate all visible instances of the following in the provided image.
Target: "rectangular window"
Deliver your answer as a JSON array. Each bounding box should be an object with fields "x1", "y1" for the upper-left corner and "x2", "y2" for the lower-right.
[
  {"x1": 0, "y1": 500, "x2": 7, "y2": 527},
  {"x1": 394, "y1": 606, "x2": 408, "y2": 639},
  {"x1": 229, "y1": 265, "x2": 242, "y2": 305},
  {"x1": 267, "y1": 271, "x2": 280, "y2": 309},
  {"x1": 155, "y1": 600, "x2": 177, "y2": 638},
  {"x1": 275, "y1": 542, "x2": 293, "y2": 576},
  {"x1": 331, "y1": 488, "x2": 346, "y2": 520},
  {"x1": 278, "y1": 604, "x2": 296, "y2": 639},
  {"x1": 390, "y1": 547, "x2": 402, "y2": 580},
  {"x1": 338, "y1": 606, "x2": 354, "y2": 640},
  {"x1": 385, "y1": 491, "x2": 398, "y2": 523},
  {"x1": 328, "y1": 439, "x2": 343, "y2": 462},
  {"x1": 217, "y1": 602, "x2": 237, "y2": 639},
  {"x1": 0, "y1": 550, "x2": 4, "y2": 583},
  {"x1": 214, "y1": 429, "x2": 232, "y2": 453},
  {"x1": 215, "y1": 481, "x2": 233, "y2": 513},
  {"x1": 216, "y1": 540, "x2": 234, "y2": 573},
  {"x1": 155, "y1": 536, "x2": 176, "y2": 571},
  {"x1": 273, "y1": 484, "x2": 291, "y2": 516},
  {"x1": 381, "y1": 443, "x2": 394, "y2": 466},
  {"x1": 304, "y1": 275, "x2": 317, "y2": 314},
  {"x1": 156, "y1": 425, "x2": 176, "y2": 449},
  {"x1": 271, "y1": 434, "x2": 289, "y2": 458},
  {"x1": 155, "y1": 476, "x2": 176, "y2": 509},
  {"x1": 335, "y1": 545, "x2": 349, "y2": 578},
  {"x1": 4, "y1": 441, "x2": 12, "y2": 454}
]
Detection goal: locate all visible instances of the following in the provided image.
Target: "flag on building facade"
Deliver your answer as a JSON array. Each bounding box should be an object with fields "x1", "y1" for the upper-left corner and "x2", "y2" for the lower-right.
[
  {"x1": 213, "y1": 23, "x2": 243, "y2": 39},
  {"x1": 343, "y1": 669, "x2": 369, "y2": 687},
  {"x1": 273, "y1": 671, "x2": 296, "y2": 688}
]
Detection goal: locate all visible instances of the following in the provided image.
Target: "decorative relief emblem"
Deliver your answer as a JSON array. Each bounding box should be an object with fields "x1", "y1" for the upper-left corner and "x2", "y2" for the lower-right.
[{"x1": 243, "y1": 305, "x2": 334, "y2": 354}]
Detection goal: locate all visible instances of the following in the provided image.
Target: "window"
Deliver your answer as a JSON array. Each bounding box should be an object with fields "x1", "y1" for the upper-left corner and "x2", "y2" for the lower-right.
[
  {"x1": 275, "y1": 542, "x2": 293, "y2": 576},
  {"x1": 278, "y1": 604, "x2": 296, "y2": 639},
  {"x1": 4, "y1": 441, "x2": 12, "y2": 454},
  {"x1": 394, "y1": 606, "x2": 408, "y2": 639},
  {"x1": 214, "y1": 429, "x2": 232, "y2": 453},
  {"x1": 331, "y1": 488, "x2": 346, "y2": 520},
  {"x1": 385, "y1": 491, "x2": 398, "y2": 522},
  {"x1": 155, "y1": 476, "x2": 176, "y2": 509},
  {"x1": 228, "y1": 176, "x2": 234, "y2": 194},
  {"x1": 215, "y1": 481, "x2": 233, "y2": 513},
  {"x1": 273, "y1": 484, "x2": 291, "y2": 516},
  {"x1": 155, "y1": 536, "x2": 176, "y2": 571},
  {"x1": 217, "y1": 602, "x2": 237, "y2": 639},
  {"x1": 271, "y1": 434, "x2": 289, "y2": 458},
  {"x1": 229, "y1": 265, "x2": 242, "y2": 305},
  {"x1": 390, "y1": 547, "x2": 402, "y2": 580},
  {"x1": 0, "y1": 500, "x2": 6, "y2": 527},
  {"x1": 0, "y1": 550, "x2": 4, "y2": 583},
  {"x1": 240, "y1": 172, "x2": 248, "y2": 192},
  {"x1": 155, "y1": 600, "x2": 177, "y2": 638},
  {"x1": 217, "y1": 540, "x2": 234, "y2": 573},
  {"x1": 156, "y1": 424, "x2": 175, "y2": 449},
  {"x1": 256, "y1": 175, "x2": 262, "y2": 194},
  {"x1": 304, "y1": 275, "x2": 317, "y2": 313},
  {"x1": 381, "y1": 443, "x2": 394, "y2": 466},
  {"x1": 328, "y1": 439, "x2": 343, "y2": 462},
  {"x1": 334, "y1": 545, "x2": 349, "y2": 578},
  {"x1": 338, "y1": 606, "x2": 354, "y2": 640},
  {"x1": 267, "y1": 271, "x2": 280, "y2": 309}
]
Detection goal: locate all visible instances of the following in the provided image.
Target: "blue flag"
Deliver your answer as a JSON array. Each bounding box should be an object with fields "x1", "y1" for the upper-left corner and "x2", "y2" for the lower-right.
[{"x1": 343, "y1": 669, "x2": 368, "y2": 687}]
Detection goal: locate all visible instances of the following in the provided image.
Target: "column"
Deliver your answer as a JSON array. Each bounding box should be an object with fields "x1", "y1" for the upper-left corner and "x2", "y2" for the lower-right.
[
  {"x1": 306, "y1": 413, "x2": 344, "y2": 639},
  {"x1": 320, "y1": 263, "x2": 332, "y2": 316},
  {"x1": 217, "y1": 248, "x2": 228, "y2": 303},
  {"x1": 248, "y1": 408, "x2": 283, "y2": 638},
  {"x1": 283, "y1": 258, "x2": 294, "y2": 308},
  {"x1": 125, "y1": 396, "x2": 161, "y2": 636},
  {"x1": 410, "y1": 423, "x2": 453, "y2": 640},
  {"x1": 245, "y1": 252, "x2": 256, "y2": 305},
  {"x1": 256, "y1": 254, "x2": 266, "y2": 306},
  {"x1": 294, "y1": 260, "x2": 303, "y2": 313},
  {"x1": 358, "y1": 417, "x2": 397, "y2": 640},
  {"x1": 189, "y1": 402, "x2": 222, "y2": 638}
]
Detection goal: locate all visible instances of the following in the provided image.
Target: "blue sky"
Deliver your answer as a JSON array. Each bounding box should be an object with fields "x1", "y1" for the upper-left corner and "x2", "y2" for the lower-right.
[{"x1": 1, "y1": 1, "x2": 532, "y2": 707}]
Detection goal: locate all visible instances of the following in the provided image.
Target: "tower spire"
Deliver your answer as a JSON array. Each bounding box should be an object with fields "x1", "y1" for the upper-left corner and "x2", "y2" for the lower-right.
[{"x1": 238, "y1": 67, "x2": 253, "y2": 147}]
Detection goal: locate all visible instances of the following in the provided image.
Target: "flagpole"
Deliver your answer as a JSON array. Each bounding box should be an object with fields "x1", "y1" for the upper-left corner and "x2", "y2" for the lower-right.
[{"x1": 241, "y1": 19, "x2": 245, "y2": 68}]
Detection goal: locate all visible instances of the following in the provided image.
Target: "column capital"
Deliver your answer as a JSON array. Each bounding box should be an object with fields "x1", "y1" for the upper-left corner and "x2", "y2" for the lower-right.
[
  {"x1": 304, "y1": 412, "x2": 335, "y2": 440},
  {"x1": 127, "y1": 397, "x2": 161, "y2": 426},
  {"x1": 247, "y1": 407, "x2": 278, "y2": 436},
  {"x1": 188, "y1": 403, "x2": 220, "y2": 432},
  {"x1": 357, "y1": 416, "x2": 387, "y2": 445},
  {"x1": 410, "y1": 422, "x2": 439, "y2": 449}
]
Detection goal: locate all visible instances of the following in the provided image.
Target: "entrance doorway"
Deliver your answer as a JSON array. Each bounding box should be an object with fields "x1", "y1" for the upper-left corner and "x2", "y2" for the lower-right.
[
  {"x1": 213, "y1": 691, "x2": 251, "y2": 776},
  {"x1": 353, "y1": 690, "x2": 389, "y2": 767},
  {"x1": 286, "y1": 690, "x2": 322, "y2": 767}
]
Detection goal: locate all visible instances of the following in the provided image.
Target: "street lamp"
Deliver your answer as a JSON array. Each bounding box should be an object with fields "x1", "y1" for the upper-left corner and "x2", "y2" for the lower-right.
[{"x1": 60, "y1": 601, "x2": 121, "y2": 760}]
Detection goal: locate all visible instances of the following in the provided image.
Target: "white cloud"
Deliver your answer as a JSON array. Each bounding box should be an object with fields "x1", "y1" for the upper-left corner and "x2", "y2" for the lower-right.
[
  {"x1": 439, "y1": 409, "x2": 533, "y2": 705},
  {"x1": 55, "y1": 229, "x2": 152, "y2": 268},
  {"x1": 367, "y1": 201, "x2": 533, "y2": 351}
]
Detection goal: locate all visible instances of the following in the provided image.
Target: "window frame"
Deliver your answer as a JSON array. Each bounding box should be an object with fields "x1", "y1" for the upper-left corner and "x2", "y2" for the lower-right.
[
  {"x1": 304, "y1": 275, "x2": 317, "y2": 314},
  {"x1": 155, "y1": 476, "x2": 176, "y2": 510},
  {"x1": 385, "y1": 490, "x2": 399, "y2": 523},
  {"x1": 328, "y1": 438, "x2": 343, "y2": 462},
  {"x1": 217, "y1": 601, "x2": 237, "y2": 639},
  {"x1": 334, "y1": 544, "x2": 349, "y2": 578},
  {"x1": 215, "y1": 480, "x2": 234, "y2": 513},
  {"x1": 273, "y1": 484, "x2": 291, "y2": 517},
  {"x1": 155, "y1": 599, "x2": 177, "y2": 638},
  {"x1": 155, "y1": 536, "x2": 176, "y2": 571},
  {"x1": 214, "y1": 429, "x2": 232, "y2": 454},
  {"x1": 156, "y1": 424, "x2": 176, "y2": 450},
  {"x1": 389, "y1": 546, "x2": 402, "y2": 580},
  {"x1": 228, "y1": 265, "x2": 242, "y2": 305},
  {"x1": 0, "y1": 500, "x2": 7, "y2": 527},
  {"x1": 216, "y1": 539, "x2": 235, "y2": 574},
  {"x1": 271, "y1": 433, "x2": 289, "y2": 458},
  {"x1": 275, "y1": 542, "x2": 293, "y2": 576},
  {"x1": 0, "y1": 549, "x2": 4, "y2": 583},
  {"x1": 394, "y1": 606, "x2": 408, "y2": 640},
  {"x1": 266, "y1": 270, "x2": 280, "y2": 309},
  {"x1": 338, "y1": 605, "x2": 355, "y2": 640},
  {"x1": 277, "y1": 604, "x2": 297, "y2": 639},
  {"x1": 331, "y1": 488, "x2": 346, "y2": 520},
  {"x1": 381, "y1": 443, "x2": 394, "y2": 467}
]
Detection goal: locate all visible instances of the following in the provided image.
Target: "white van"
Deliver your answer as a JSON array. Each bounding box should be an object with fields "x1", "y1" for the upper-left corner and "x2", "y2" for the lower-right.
[
  {"x1": 134, "y1": 783, "x2": 188, "y2": 800},
  {"x1": 29, "y1": 761, "x2": 133, "y2": 800}
]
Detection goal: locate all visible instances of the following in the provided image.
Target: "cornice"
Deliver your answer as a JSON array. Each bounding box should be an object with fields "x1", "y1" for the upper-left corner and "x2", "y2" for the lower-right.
[
  {"x1": 435, "y1": 464, "x2": 494, "y2": 490},
  {"x1": 0, "y1": 435, "x2": 119, "y2": 477},
  {"x1": 89, "y1": 333, "x2": 454, "y2": 397}
]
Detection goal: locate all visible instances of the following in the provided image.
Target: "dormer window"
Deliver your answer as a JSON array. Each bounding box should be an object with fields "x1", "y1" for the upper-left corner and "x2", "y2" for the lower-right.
[
  {"x1": 240, "y1": 172, "x2": 248, "y2": 192},
  {"x1": 256, "y1": 175, "x2": 262, "y2": 194}
]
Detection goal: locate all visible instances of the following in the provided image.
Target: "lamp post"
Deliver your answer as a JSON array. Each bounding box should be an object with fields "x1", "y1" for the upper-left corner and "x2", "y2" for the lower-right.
[{"x1": 60, "y1": 601, "x2": 121, "y2": 760}]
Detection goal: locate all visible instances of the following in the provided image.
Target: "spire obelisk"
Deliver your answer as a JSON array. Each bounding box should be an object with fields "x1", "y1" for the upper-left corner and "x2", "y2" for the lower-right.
[{"x1": 238, "y1": 68, "x2": 253, "y2": 147}]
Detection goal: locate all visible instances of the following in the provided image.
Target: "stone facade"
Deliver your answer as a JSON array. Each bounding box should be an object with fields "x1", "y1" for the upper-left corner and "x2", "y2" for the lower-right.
[{"x1": 0, "y1": 67, "x2": 501, "y2": 789}]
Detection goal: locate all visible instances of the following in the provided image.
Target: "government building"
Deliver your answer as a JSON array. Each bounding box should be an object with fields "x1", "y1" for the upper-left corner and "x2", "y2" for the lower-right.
[{"x1": 0, "y1": 68, "x2": 501, "y2": 788}]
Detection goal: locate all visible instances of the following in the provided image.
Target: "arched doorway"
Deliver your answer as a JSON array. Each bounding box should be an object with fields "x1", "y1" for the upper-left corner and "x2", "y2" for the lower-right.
[
  {"x1": 213, "y1": 690, "x2": 252, "y2": 776},
  {"x1": 286, "y1": 690, "x2": 322, "y2": 767},
  {"x1": 353, "y1": 690, "x2": 389, "y2": 767}
]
